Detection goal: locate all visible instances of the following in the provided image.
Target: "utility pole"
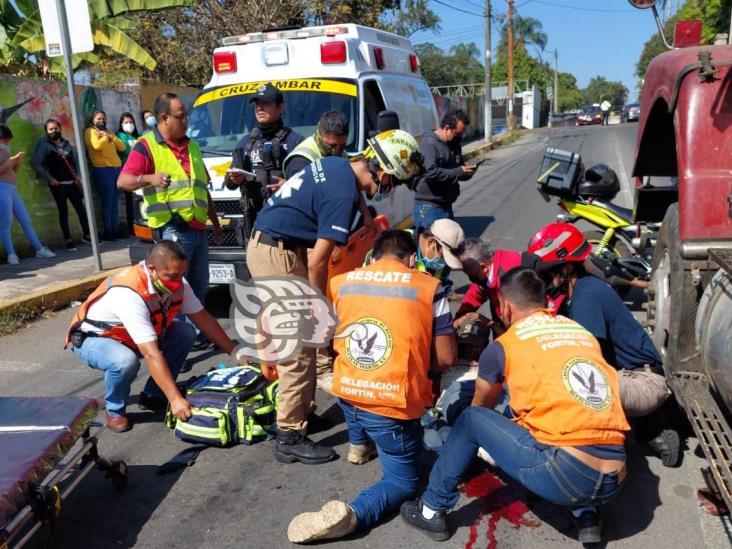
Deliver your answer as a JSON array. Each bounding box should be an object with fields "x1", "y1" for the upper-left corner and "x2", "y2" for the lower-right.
[
  {"x1": 553, "y1": 49, "x2": 559, "y2": 116},
  {"x1": 484, "y1": 0, "x2": 492, "y2": 143},
  {"x1": 507, "y1": 0, "x2": 515, "y2": 130}
]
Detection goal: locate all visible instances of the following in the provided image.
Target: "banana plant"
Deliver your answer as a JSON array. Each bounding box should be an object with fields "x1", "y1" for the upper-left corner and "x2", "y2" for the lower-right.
[{"x1": 0, "y1": 0, "x2": 192, "y2": 72}]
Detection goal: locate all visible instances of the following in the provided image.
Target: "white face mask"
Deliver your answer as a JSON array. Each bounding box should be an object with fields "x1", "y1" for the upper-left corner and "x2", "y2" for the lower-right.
[
  {"x1": 122, "y1": 122, "x2": 135, "y2": 134},
  {"x1": 145, "y1": 115, "x2": 157, "y2": 127},
  {"x1": 0, "y1": 143, "x2": 9, "y2": 152}
]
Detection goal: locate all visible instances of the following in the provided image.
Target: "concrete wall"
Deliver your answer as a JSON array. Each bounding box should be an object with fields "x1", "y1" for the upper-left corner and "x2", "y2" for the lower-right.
[{"x1": 0, "y1": 77, "x2": 197, "y2": 258}]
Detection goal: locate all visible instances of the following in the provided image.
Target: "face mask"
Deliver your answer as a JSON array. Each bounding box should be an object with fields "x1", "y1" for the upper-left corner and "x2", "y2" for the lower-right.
[
  {"x1": 94, "y1": 121, "x2": 106, "y2": 130},
  {"x1": 315, "y1": 130, "x2": 343, "y2": 157},
  {"x1": 420, "y1": 242, "x2": 446, "y2": 272},
  {"x1": 48, "y1": 130, "x2": 61, "y2": 141},
  {"x1": 145, "y1": 115, "x2": 157, "y2": 127},
  {"x1": 122, "y1": 122, "x2": 135, "y2": 134},
  {"x1": 0, "y1": 143, "x2": 9, "y2": 152},
  {"x1": 153, "y1": 276, "x2": 182, "y2": 295},
  {"x1": 371, "y1": 176, "x2": 393, "y2": 202},
  {"x1": 547, "y1": 272, "x2": 571, "y2": 299}
]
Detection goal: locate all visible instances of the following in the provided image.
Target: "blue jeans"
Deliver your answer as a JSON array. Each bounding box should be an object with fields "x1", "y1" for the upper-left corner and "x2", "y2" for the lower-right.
[
  {"x1": 0, "y1": 182, "x2": 43, "y2": 255},
  {"x1": 413, "y1": 202, "x2": 453, "y2": 232},
  {"x1": 161, "y1": 223, "x2": 209, "y2": 301},
  {"x1": 72, "y1": 320, "x2": 195, "y2": 416},
  {"x1": 338, "y1": 399, "x2": 423, "y2": 530},
  {"x1": 422, "y1": 407, "x2": 625, "y2": 511},
  {"x1": 91, "y1": 167, "x2": 120, "y2": 233}
]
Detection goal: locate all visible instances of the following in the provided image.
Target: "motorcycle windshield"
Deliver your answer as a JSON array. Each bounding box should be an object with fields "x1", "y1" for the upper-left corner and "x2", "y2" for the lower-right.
[{"x1": 187, "y1": 78, "x2": 359, "y2": 156}]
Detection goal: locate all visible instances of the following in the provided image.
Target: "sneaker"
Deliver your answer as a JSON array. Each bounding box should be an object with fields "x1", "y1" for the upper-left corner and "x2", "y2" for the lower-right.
[
  {"x1": 66, "y1": 239, "x2": 78, "y2": 252},
  {"x1": 648, "y1": 429, "x2": 682, "y2": 468},
  {"x1": 287, "y1": 500, "x2": 358, "y2": 543},
  {"x1": 575, "y1": 510, "x2": 602, "y2": 544},
  {"x1": 7, "y1": 253, "x2": 19, "y2": 265},
  {"x1": 347, "y1": 441, "x2": 377, "y2": 465},
  {"x1": 82, "y1": 234, "x2": 92, "y2": 243},
  {"x1": 36, "y1": 247, "x2": 56, "y2": 258},
  {"x1": 400, "y1": 499, "x2": 450, "y2": 541},
  {"x1": 275, "y1": 429, "x2": 336, "y2": 465}
]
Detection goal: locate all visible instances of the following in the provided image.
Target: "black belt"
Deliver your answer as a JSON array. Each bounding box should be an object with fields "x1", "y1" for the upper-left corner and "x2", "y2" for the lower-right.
[{"x1": 253, "y1": 230, "x2": 303, "y2": 251}]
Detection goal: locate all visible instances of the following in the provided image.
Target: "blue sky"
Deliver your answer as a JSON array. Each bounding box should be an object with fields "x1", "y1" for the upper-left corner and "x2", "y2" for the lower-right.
[{"x1": 411, "y1": 0, "x2": 676, "y2": 102}]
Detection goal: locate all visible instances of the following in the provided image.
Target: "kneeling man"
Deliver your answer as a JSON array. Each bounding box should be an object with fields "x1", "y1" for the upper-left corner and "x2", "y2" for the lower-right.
[{"x1": 65, "y1": 240, "x2": 242, "y2": 432}]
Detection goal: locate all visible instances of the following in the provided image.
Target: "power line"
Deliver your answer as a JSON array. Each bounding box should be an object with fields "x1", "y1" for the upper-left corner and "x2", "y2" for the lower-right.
[
  {"x1": 529, "y1": 0, "x2": 634, "y2": 13},
  {"x1": 431, "y1": 0, "x2": 483, "y2": 17}
]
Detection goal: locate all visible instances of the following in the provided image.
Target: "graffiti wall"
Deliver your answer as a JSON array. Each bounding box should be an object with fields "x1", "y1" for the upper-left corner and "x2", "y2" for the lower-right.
[{"x1": 0, "y1": 77, "x2": 197, "y2": 257}]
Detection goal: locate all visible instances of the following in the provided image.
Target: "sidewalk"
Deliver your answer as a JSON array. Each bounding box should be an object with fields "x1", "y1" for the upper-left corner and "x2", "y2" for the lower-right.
[{"x1": 0, "y1": 238, "x2": 131, "y2": 311}]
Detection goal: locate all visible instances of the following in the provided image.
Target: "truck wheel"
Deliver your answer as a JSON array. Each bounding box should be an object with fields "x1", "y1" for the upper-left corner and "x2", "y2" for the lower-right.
[{"x1": 647, "y1": 204, "x2": 697, "y2": 372}]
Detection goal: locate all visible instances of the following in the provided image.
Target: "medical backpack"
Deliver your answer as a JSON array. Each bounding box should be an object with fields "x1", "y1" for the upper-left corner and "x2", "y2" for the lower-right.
[{"x1": 165, "y1": 365, "x2": 278, "y2": 447}]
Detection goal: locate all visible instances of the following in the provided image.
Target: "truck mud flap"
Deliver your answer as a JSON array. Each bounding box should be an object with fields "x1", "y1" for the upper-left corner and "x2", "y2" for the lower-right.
[{"x1": 671, "y1": 371, "x2": 732, "y2": 510}]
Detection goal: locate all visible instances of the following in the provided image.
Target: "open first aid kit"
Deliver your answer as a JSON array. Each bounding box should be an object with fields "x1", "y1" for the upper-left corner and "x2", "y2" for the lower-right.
[{"x1": 165, "y1": 365, "x2": 278, "y2": 447}]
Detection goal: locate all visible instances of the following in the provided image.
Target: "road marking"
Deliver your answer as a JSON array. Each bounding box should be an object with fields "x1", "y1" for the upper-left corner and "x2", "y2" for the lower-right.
[{"x1": 613, "y1": 132, "x2": 633, "y2": 207}]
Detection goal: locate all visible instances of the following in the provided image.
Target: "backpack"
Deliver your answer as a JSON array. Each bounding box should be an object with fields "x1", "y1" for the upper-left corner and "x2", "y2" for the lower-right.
[{"x1": 165, "y1": 365, "x2": 279, "y2": 447}]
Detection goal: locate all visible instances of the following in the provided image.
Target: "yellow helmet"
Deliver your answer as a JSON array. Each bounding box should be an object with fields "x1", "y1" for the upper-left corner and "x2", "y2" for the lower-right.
[{"x1": 365, "y1": 129, "x2": 423, "y2": 181}]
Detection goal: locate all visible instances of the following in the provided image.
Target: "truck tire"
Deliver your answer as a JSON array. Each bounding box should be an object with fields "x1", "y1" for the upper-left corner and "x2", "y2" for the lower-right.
[{"x1": 647, "y1": 204, "x2": 697, "y2": 374}]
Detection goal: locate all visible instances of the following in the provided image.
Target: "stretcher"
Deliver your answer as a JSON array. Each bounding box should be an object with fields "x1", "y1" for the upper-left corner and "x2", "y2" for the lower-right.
[{"x1": 0, "y1": 397, "x2": 127, "y2": 548}]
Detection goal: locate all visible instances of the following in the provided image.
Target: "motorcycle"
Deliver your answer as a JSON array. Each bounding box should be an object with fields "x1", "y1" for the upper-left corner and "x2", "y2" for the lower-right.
[{"x1": 536, "y1": 148, "x2": 656, "y2": 290}]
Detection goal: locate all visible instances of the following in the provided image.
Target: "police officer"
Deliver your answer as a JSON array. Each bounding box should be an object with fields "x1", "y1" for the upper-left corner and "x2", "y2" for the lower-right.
[
  {"x1": 283, "y1": 110, "x2": 349, "y2": 179},
  {"x1": 227, "y1": 83, "x2": 303, "y2": 235},
  {"x1": 287, "y1": 230, "x2": 456, "y2": 543}
]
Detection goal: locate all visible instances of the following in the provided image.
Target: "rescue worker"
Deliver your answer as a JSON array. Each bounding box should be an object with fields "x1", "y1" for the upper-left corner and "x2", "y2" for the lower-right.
[
  {"x1": 401, "y1": 268, "x2": 630, "y2": 544},
  {"x1": 226, "y1": 83, "x2": 304, "y2": 234},
  {"x1": 283, "y1": 110, "x2": 349, "y2": 179},
  {"x1": 412, "y1": 109, "x2": 476, "y2": 230},
  {"x1": 287, "y1": 230, "x2": 457, "y2": 543},
  {"x1": 529, "y1": 222, "x2": 674, "y2": 540},
  {"x1": 246, "y1": 129, "x2": 424, "y2": 465},
  {"x1": 65, "y1": 241, "x2": 243, "y2": 433}
]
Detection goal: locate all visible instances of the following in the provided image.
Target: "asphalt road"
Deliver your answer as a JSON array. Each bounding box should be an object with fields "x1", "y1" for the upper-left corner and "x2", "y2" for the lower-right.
[{"x1": 4, "y1": 124, "x2": 731, "y2": 549}]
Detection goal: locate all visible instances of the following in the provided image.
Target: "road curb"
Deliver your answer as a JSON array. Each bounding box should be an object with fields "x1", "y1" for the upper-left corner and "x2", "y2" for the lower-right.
[
  {"x1": 463, "y1": 130, "x2": 521, "y2": 160},
  {"x1": 0, "y1": 267, "x2": 126, "y2": 314}
]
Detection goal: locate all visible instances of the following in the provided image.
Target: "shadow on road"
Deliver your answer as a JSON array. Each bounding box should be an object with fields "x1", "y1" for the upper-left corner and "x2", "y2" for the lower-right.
[{"x1": 454, "y1": 215, "x2": 495, "y2": 238}]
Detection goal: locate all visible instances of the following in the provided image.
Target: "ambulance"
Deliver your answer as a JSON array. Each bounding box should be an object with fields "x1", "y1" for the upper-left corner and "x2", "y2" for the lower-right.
[{"x1": 129, "y1": 24, "x2": 439, "y2": 284}]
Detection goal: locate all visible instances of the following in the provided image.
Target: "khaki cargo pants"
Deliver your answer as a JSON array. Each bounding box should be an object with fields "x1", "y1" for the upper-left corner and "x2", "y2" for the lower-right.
[
  {"x1": 617, "y1": 366, "x2": 672, "y2": 417},
  {"x1": 246, "y1": 232, "x2": 315, "y2": 433}
]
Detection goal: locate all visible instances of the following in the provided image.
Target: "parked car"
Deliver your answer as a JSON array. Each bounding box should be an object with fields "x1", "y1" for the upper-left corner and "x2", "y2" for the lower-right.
[
  {"x1": 624, "y1": 102, "x2": 640, "y2": 122},
  {"x1": 575, "y1": 105, "x2": 603, "y2": 126}
]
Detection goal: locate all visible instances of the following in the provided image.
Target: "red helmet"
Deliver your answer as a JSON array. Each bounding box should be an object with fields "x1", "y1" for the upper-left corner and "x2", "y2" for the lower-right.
[{"x1": 528, "y1": 222, "x2": 591, "y2": 264}]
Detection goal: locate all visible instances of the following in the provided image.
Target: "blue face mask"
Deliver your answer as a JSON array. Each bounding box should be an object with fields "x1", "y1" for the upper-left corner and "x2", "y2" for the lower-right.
[{"x1": 417, "y1": 244, "x2": 446, "y2": 273}]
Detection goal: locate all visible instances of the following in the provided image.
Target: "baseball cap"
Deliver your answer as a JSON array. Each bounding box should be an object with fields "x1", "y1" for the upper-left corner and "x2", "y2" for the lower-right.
[
  {"x1": 429, "y1": 219, "x2": 466, "y2": 269},
  {"x1": 249, "y1": 83, "x2": 283, "y2": 104}
]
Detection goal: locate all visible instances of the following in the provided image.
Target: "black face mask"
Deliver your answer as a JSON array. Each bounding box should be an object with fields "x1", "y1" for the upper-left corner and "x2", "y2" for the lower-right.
[
  {"x1": 48, "y1": 131, "x2": 61, "y2": 141},
  {"x1": 547, "y1": 273, "x2": 571, "y2": 299},
  {"x1": 94, "y1": 121, "x2": 106, "y2": 130}
]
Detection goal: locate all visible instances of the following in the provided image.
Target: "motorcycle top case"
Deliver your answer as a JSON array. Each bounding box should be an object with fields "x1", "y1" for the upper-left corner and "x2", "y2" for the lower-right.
[
  {"x1": 165, "y1": 366, "x2": 278, "y2": 447},
  {"x1": 536, "y1": 148, "x2": 584, "y2": 200}
]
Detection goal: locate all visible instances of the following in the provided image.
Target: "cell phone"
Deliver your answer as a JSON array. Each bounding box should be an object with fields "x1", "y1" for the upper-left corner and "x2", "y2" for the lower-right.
[
  {"x1": 472, "y1": 158, "x2": 487, "y2": 168},
  {"x1": 226, "y1": 167, "x2": 256, "y2": 178}
]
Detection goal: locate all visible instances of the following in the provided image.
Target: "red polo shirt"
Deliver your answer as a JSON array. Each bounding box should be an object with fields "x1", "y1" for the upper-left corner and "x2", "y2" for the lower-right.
[{"x1": 122, "y1": 127, "x2": 210, "y2": 230}]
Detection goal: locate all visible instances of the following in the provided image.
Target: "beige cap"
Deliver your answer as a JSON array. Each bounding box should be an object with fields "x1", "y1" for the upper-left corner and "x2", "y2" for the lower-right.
[{"x1": 429, "y1": 219, "x2": 466, "y2": 269}]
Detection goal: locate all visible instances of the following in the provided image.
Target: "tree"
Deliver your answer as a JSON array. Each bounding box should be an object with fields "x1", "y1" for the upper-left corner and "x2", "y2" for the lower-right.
[
  {"x1": 636, "y1": 0, "x2": 732, "y2": 81},
  {"x1": 1, "y1": 0, "x2": 194, "y2": 79},
  {"x1": 496, "y1": 15, "x2": 548, "y2": 59},
  {"x1": 583, "y1": 76, "x2": 628, "y2": 107},
  {"x1": 413, "y1": 42, "x2": 484, "y2": 88},
  {"x1": 557, "y1": 72, "x2": 584, "y2": 111}
]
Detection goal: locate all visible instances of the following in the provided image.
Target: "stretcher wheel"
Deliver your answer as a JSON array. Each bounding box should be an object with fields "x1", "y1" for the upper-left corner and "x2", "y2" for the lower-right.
[{"x1": 109, "y1": 460, "x2": 128, "y2": 492}]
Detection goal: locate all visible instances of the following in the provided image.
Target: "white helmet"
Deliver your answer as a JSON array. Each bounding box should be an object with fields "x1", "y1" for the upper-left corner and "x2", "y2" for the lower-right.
[{"x1": 366, "y1": 129, "x2": 423, "y2": 181}]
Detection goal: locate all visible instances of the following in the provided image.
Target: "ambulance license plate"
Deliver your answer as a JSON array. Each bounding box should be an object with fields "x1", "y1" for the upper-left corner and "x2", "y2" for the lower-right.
[{"x1": 209, "y1": 263, "x2": 235, "y2": 284}]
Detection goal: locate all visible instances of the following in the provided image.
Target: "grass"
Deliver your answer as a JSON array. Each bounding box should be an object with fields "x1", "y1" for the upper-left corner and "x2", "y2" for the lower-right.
[{"x1": 0, "y1": 303, "x2": 52, "y2": 337}]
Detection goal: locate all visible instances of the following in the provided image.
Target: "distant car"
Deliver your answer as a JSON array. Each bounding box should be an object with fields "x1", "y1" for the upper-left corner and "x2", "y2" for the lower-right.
[
  {"x1": 576, "y1": 106, "x2": 603, "y2": 126},
  {"x1": 624, "y1": 103, "x2": 640, "y2": 122}
]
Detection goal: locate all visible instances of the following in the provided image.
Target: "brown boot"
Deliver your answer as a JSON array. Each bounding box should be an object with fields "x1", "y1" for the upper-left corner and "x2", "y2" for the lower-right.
[
  {"x1": 105, "y1": 413, "x2": 130, "y2": 433},
  {"x1": 288, "y1": 500, "x2": 358, "y2": 543}
]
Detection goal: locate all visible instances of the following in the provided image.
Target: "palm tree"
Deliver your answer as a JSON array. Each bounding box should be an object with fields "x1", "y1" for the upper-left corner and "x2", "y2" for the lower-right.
[
  {"x1": 0, "y1": 0, "x2": 192, "y2": 75},
  {"x1": 496, "y1": 15, "x2": 548, "y2": 60}
]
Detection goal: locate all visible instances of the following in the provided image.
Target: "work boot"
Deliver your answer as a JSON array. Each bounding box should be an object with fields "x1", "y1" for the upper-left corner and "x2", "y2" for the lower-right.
[
  {"x1": 105, "y1": 413, "x2": 130, "y2": 433},
  {"x1": 400, "y1": 499, "x2": 450, "y2": 541},
  {"x1": 575, "y1": 510, "x2": 602, "y2": 544},
  {"x1": 287, "y1": 500, "x2": 358, "y2": 543},
  {"x1": 347, "y1": 441, "x2": 377, "y2": 464},
  {"x1": 275, "y1": 429, "x2": 336, "y2": 465},
  {"x1": 648, "y1": 429, "x2": 682, "y2": 468}
]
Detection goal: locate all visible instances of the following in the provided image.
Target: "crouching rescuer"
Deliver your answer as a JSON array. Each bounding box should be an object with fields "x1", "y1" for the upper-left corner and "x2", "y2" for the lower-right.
[
  {"x1": 65, "y1": 241, "x2": 244, "y2": 433},
  {"x1": 287, "y1": 230, "x2": 457, "y2": 543}
]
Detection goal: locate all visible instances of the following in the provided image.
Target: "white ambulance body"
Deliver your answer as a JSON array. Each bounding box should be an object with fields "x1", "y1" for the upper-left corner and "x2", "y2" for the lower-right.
[{"x1": 183, "y1": 24, "x2": 438, "y2": 283}]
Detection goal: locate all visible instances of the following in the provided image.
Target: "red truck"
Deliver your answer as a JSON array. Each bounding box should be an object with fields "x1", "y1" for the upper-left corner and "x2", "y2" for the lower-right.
[{"x1": 630, "y1": 0, "x2": 732, "y2": 509}]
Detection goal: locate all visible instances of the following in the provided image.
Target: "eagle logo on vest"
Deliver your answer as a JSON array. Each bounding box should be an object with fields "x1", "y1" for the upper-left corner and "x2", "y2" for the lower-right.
[
  {"x1": 338, "y1": 317, "x2": 393, "y2": 371},
  {"x1": 562, "y1": 357, "x2": 611, "y2": 411}
]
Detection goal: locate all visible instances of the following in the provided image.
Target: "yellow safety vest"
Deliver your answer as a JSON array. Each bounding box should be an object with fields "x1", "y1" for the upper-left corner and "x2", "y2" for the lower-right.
[
  {"x1": 140, "y1": 132, "x2": 209, "y2": 229},
  {"x1": 282, "y1": 135, "x2": 347, "y2": 174}
]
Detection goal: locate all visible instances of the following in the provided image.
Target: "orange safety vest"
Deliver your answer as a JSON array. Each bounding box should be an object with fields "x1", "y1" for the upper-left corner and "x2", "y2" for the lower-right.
[
  {"x1": 329, "y1": 257, "x2": 440, "y2": 420},
  {"x1": 498, "y1": 310, "x2": 629, "y2": 447},
  {"x1": 65, "y1": 263, "x2": 184, "y2": 352}
]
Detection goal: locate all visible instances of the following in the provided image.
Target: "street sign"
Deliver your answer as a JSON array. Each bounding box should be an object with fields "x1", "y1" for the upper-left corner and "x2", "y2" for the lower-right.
[
  {"x1": 38, "y1": 0, "x2": 93, "y2": 56},
  {"x1": 547, "y1": 86, "x2": 553, "y2": 100}
]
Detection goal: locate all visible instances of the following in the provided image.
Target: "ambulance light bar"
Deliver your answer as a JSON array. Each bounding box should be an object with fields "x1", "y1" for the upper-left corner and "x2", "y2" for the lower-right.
[
  {"x1": 213, "y1": 51, "x2": 237, "y2": 73},
  {"x1": 221, "y1": 26, "x2": 348, "y2": 46}
]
